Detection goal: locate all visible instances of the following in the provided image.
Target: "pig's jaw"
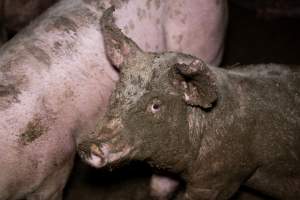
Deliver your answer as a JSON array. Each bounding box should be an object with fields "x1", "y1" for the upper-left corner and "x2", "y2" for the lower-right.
[
  {"x1": 85, "y1": 143, "x2": 132, "y2": 168},
  {"x1": 87, "y1": 153, "x2": 105, "y2": 168}
]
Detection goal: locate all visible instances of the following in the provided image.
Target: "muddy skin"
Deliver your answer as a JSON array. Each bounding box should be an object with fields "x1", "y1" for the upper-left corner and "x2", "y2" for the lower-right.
[
  {"x1": 19, "y1": 118, "x2": 48, "y2": 145},
  {"x1": 25, "y1": 43, "x2": 52, "y2": 66},
  {"x1": 0, "y1": 84, "x2": 19, "y2": 109},
  {"x1": 79, "y1": 8, "x2": 300, "y2": 200}
]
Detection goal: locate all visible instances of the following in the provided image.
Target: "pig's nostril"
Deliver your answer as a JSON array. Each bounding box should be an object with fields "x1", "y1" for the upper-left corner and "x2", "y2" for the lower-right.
[
  {"x1": 79, "y1": 143, "x2": 108, "y2": 168},
  {"x1": 90, "y1": 143, "x2": 103, "y2": 157},
  {"x1": 77, "y1": 141, "x2": 103, "y2": 160},
  {"x1": 77, "y1": 142, "x2": 92, "y2": 155}
]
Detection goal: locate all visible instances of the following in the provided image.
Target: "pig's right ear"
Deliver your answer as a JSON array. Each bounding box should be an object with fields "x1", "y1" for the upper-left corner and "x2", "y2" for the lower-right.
[
  {"x1": 172, "y1": 59, "x2": 218, "y2": 109},
  {"x1": 100, "y1": 7, "x2": 143, "y2": 70}
]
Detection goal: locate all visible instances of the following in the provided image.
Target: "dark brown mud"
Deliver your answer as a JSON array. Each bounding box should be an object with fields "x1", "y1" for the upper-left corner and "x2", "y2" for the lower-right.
[{"x1": 63, "y1": 2, "x2": 300, "y2": 199}]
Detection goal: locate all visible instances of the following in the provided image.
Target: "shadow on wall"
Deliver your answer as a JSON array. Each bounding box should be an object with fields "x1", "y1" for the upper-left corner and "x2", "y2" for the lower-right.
[{"x1": 223, "y1": 0, "x2": 300, "y2": 66}]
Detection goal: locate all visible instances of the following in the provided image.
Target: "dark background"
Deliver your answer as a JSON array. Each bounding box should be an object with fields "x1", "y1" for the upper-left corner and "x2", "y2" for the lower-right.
[{"x1": 64, "y1": 1, "x2": 300, "y2": 200}]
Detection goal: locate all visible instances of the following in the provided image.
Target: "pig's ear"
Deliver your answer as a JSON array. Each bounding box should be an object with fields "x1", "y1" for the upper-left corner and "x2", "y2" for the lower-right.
[
  {"x1": 174, "y1": 59, "x2": 218, "y2": 108},
  {"x1": 100, "y1": 7, "x2": 143, "y2": 70}
]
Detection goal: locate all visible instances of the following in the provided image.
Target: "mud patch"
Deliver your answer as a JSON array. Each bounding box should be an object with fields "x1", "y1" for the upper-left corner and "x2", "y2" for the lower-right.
[
  {"x1": 146, "y1": 0, "x2": 152, "y2": 9},
  {"x1": 82, "y1": 0, "x2": 97, "y2": 4},
  {"x1": 155, "y1": 18, "x2": 160, "y2": 25},
  {"x1": 69, "y1": 7, "x2": 98, "y2": 28},
  {"x1": 128, "y1": 20, "x2": 135, "y2": 30},
  {"x1": 172, "y1": 34, "x2": 183, "y2": 46},
  {"x1": 146, "y1": 0, "x2": 161, "y2": 10},
  {"x1": 0, "y1": 84, "x2": 20, "y2": 110},
  {"x1": 137, "y1": 8, "x2": 147, "y2": 20},
  {"x1": 20, "y1": 118, "x2": 48, "y2": 145},
  {"x1": 123, "y1": 25, "x2": 129, "y2": 34},
  {"x1": 0, "y1": 59, "x2": 28, "y2": 110},
  {"x1": 110, "y1": 0, "x2": 129, "y2": 9},
  {"x1": 0, "y1": 84, "x2": 19, "y2": 97},
  {"x1": 46, "y1": 16, "x2": 78, "y2": 34},
  {"x1": 154, "y1": 0, "x2": 161, "y2": 9},
  {"x1": 25, "y1": 43, "x2": 52, "y2": 66},
  {"x1": 82, "y1": 0, "x2": 106, "y2": 10}
]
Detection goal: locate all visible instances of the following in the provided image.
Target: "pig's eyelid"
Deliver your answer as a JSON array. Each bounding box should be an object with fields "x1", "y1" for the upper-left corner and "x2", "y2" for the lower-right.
[
  {"x1": 150, "y1": 100, "x2": 161, "y2": 113},
  {"x1": 152, "y1": 103, "x2": 160, "y2": 110}
]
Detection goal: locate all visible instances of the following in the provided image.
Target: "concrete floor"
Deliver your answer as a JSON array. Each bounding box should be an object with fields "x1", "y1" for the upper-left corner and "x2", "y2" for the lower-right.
[{"x1": 64, "y1": 2, "x2": 300, "y2": 200}]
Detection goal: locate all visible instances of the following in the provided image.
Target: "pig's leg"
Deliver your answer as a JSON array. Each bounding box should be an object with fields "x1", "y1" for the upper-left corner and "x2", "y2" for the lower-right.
[
  {"x1": 245, "y1": 164, "x2": 300, "y2": 199},
  {"x1": 180, "y1": 165, "x2": 253, "y2": 200},
  {"x1": 150, "y1": 174, "x2": 179, "y2": 200},
  {"x1": 182, "y1": 181, "x2": 242, "y2": 200},
  {"x1": 164, "y1": 0, "x2": 228, "y2": 66},
  {"x1": 26, "y1": 159, "x2": 74, "y2": 200}
]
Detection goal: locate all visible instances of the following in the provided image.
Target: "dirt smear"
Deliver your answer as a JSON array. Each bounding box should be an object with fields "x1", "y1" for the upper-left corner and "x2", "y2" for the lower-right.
[{"x1": 20, "y1": 118, "x2": 48, "y2": 145}]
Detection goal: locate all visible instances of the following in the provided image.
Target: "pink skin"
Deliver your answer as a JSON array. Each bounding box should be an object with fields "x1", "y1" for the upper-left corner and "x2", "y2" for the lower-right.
[
  {"x1": 0, "y1": 0, "x2": 116, "y2": 199},
  {"x1": 163, "y1": 0, "x2": 228, "y2": 66},
  {"x1": 150, "y1": 175, "x2": 180, "y2": 200},
  {"x1": 114, "y1": 0, "x2": 228, "y2": 66},
  {"x1": 0, "y1": 0, "x2": 227, "y2": 199}
]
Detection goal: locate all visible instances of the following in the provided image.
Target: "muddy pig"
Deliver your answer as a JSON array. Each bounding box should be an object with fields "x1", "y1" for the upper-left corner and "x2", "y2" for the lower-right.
[
  {"x1": 79, "y1": 8, "x2": 300, "y2": 200},
  {"x1": 0, "y1": 0, "x2": 228, "y2": 199}
]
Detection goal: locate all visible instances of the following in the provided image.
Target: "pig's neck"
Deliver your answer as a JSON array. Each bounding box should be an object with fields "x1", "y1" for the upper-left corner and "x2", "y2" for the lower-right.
[
  {"x1": 142, "y1": 121, "x2": 199, "y2": 175},
  {"x1": 183, "y1": 67, "x2": 233, "y2": 160},
  {"x1": 187, "y1": 66, "x2": 252, "y2": 167}
]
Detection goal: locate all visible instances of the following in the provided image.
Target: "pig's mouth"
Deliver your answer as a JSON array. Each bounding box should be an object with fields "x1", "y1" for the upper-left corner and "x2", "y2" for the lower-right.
[{"x1": 78, "y1": 141, "x2": 133, "y2": 168}]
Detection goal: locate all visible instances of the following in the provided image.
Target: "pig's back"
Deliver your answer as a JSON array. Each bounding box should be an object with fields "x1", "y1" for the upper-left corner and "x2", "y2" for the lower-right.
[{"x1": 226, "y1": 64, "x2": 300, "y2": 162}]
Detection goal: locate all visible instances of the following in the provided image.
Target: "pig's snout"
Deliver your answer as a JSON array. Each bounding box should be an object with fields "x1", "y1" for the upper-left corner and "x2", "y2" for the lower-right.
[
  {"x1": 78, "y1": 141, "x2": 133, "y2": 168},
  {"x1": 77, "y1": 140, "x2": 104, "y2": 168},
  {"x1": 78, "y1": 119, "x2": 132, "y2": 168}
]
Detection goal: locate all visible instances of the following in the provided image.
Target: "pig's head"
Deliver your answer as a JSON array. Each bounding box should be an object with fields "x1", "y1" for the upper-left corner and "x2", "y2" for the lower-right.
[{"x1": 78, "y1": 7, "x2": 218, "y2": 173}]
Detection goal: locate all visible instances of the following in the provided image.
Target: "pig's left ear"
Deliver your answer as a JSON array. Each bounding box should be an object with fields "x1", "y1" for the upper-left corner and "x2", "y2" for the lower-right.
[
  {"x1": 100, "y1": 7, "x2": 143, "y2": 70},
  {"x1": 173, "y1": 59, "x2": 218, "y2": 108}
]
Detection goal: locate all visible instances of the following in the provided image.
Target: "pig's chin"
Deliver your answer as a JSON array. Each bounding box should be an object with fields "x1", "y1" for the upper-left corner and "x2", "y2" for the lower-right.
[
  {"x1": 86, "y1": 153, "x2": 107, "y2": 168},
  {"x1": 86, "y1": 143, "x2": 132, "y2": 168}
]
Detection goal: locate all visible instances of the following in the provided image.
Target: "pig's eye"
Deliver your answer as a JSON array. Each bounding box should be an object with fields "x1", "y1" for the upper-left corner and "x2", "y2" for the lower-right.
[
  {"x1": 151, "y1": 103, "x2": 160, "y2": 112},
  {"x1": 150, "y1": 99, "x2": 161, "y2": 113}
]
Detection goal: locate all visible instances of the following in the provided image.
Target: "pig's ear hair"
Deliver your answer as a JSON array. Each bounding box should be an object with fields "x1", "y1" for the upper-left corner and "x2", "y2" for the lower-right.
[
  {"x1": 100, "y1": 6, "x2": 143, "y2": 70},
  {"x1": 173, "y1": 59, "x2": 218, "y2": 108}
]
